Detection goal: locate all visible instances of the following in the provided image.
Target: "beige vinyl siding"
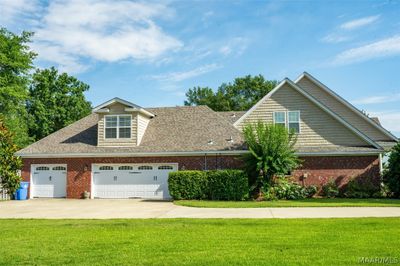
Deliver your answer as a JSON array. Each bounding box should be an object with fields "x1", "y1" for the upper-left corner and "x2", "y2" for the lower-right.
[
  {"x1": 97, "y1": 103, "x2": 137, "y2": 147},
  {"x1": 236, "y1": 83, "x2": 370, "y2": 148},
  {"x1": 296, "y1": 76, "x2": 391, "y2": 141},
  {"x1": 137, "y1": 114, "x2": 150, "y2": 145}
]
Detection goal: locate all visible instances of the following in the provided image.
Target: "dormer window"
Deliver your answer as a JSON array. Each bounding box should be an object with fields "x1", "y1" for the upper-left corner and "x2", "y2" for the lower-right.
[{"x1": 105, "y1": 115, "x2": 131, "y2": 139}]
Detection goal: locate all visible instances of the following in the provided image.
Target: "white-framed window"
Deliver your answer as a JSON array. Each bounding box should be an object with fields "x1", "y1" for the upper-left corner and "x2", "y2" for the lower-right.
[
  {"x1": 273, "y1": 111, "x2": 286, "y2": 128},
  {"x1": 273, "y1": 111, "x2": 301, "y2": 133},
  {"x1": 138, "y1": 165, "x2": 153, "y2": 170},
  {"x1": 99, "y1": 166, "x2": 114, "y2": 170},
  {"x1": 118, "y1": 166, "x2": 133, "y2": 170},
  {"x1": 158, "y1": 165, "x2": 173, "y2": 170},
  {"x1": 52, "y1": 166, "x2": 66, "y2": 171},
  {"x1": 105, "y1": 115, "x2": 131, "y2": 139},
  {"x1": 288, "y1": 111, "x2": 300, "y2": 133}
]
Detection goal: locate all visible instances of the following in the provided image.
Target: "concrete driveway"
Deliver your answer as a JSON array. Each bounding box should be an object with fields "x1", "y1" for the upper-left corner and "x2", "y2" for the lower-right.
[{"x1": 1, "y1": 199, "x2": 400, "y2": 219}]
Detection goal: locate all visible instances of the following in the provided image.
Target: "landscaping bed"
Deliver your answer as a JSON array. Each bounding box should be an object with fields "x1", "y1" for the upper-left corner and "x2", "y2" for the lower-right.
[
  {"x1": 174, "y1": 198, "x2": 400, "y2": 208},
  {"x1": 0, "y1": 218, "x2": 399, "y2": 265}
]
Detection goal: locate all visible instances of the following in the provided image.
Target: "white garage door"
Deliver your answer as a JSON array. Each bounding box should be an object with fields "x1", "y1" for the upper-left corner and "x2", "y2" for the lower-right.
[
  {"x1": 31, "y1": 165, "x2": 67, "y2": 198},
  {"x1": 92, "y1": 164, "x2": 177, "y2": 199}
]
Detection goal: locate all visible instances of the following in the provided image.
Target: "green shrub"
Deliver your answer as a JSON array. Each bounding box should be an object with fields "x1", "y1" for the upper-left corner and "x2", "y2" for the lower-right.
[
  {"x1": 383, "y1": 143, "x2": 400, "y2": 198},
  {"x1": 322, "y1": 179, "x2": 339, "y2": 198},
  {"x1": 265, "y1": 178, "x2": 317, "y2": 200},
  {"x1": 168, "y1": 170, "x2": 249, "y2": 201},
  {"x1": 207, "y1": 170, "x2": 248, "y2": 201},
  {"x1": 343, "y1": 176, "x2": 380, "y2": 198},
  {"x1": 168, "y1": 171, "x2": 208, "y2": 200}
]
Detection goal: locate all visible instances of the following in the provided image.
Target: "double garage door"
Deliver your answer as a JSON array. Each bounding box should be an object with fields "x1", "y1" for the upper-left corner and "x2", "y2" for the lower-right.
[{"x1": 92, "y1": 164, "x2": 177, "y2": 199}]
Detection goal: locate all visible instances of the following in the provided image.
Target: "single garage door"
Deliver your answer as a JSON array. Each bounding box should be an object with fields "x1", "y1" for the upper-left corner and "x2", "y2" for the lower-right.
[
  {"x1": 31, "y1": 165, "x2": 67, "y2": 198},
  {"x1": 92, "y1": 164, "x2": 177, "y2": 199}
]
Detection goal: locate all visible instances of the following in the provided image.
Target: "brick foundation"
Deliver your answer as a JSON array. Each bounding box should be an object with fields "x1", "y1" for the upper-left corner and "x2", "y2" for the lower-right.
[{"x1": 22, "y1": 155, "x2": 380, "y2": 199}]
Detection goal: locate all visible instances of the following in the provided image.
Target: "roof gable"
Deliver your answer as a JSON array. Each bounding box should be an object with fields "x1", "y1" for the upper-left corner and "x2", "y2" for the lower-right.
[
  {"x1": 295, "y1": 72, "x2": 397, "y2": 142},
  {"x1": 93, "y1": 97, "x2": 154, "y2": 117},
  {"x1": 234, "y1": 78, "x2": 382, "y2": 149}
]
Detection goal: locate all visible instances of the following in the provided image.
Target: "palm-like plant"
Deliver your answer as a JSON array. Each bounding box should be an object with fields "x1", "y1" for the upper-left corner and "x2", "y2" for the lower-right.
[{"x1": 242, "y1": 121, "x2": 300, "y2": 199}]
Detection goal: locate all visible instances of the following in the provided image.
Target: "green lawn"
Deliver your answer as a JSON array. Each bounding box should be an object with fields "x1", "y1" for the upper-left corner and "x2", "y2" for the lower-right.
[
  {"x1": 0, "y1": 219, "x2": 399, "y2": 265},
  {"x1": 174, "y1": 198, "x2": 400, "y2": 208}
]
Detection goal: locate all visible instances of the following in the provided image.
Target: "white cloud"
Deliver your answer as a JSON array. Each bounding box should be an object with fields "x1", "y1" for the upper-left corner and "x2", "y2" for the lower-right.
[
  {"x1": 22, "y1": 0, "x2": 183, "y2": 73},
  {"x1": 369, "y1": 111, "x2": 400, "y2": 134},
  {"x1": 0, "y1": 0, "x2": 39, "y2": 25},
  {"x1": 332, "y1": 35, "x2": 400, "y2": 65},
  {"x1": 353, "y1": 93, "x2": 400, "y2": 105},
  {"x1": 219, "y1": 37, "x2": 249, "y2": 56},
  {"x1": 322, "y1": 15, "x2": 380, "y2": 44},
  {"x1": 340, "y1": 15, "x2": 380, "y2": 30},
  {"x1": 149, "y1": 63, "x2": 221, "y2": 82},
  {"x1": 321, "y1": 33, "x2": 350, "y2": 44}
]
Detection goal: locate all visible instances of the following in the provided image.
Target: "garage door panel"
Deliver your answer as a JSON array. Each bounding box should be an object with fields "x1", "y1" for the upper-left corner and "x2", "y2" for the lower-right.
[
  {"x1": 32, "y1": 165, "x2": 67, "y2": 198},
  {"x1": 92, "y1": 164, "x2": 176, "y2": 199}
]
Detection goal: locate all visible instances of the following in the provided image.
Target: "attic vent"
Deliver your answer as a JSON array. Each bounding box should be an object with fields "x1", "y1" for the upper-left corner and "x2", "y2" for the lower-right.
[
  {"x1": 207, "y1": 140, "x2": 214, "y2": 145},
  {"x1": 231, "y1": 113, "x2": 236, "y2": 118},
  {"x1": 227, "y1": 136, "x2": 234, "y2": 143}
]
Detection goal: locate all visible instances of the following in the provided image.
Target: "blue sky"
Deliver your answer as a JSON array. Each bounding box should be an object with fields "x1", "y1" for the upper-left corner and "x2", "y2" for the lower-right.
[{"x1": 1, "y1": 0, "x2": 400, "y2": 135}]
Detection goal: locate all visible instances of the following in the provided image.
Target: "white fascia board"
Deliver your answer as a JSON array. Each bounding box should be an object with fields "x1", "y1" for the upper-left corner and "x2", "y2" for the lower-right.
[
  {"x1": 294, "y1": 72, "x2": 398, "y2": 142},
  {"x1": 284, "y1": 79, "x2": 382, "y2": 149},
  {"x1": 92, "y1": 97, "x2": 142, "y2": 112},
  {"x1": 233, "y1": 79, "x2": 289, "y2": 127},
  {"x1": 17, "y1": 149, "x2": 382, "y2": 158},
  {"x1": 234, "y1": 76, "x2": 381, "y2": 149},
  {"x1": 125, "y1": 108, "x2": 155, "y2": 118}
]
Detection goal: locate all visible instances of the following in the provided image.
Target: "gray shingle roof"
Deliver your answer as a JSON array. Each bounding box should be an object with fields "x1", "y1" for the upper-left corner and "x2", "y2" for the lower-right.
[
  {"x1": 17, "y1": 106, "x2": 246, "y2": 155},
  {"x1": 17, "y1": 105, "x2": 382, "y2": 157}
]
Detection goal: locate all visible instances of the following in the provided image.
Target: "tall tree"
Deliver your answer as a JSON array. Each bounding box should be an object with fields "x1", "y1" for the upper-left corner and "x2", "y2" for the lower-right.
[
  {"x1": 0, "y1": 28, "x2": 36, "y2": 147},
  {"x1": 27, "y1": 67, "x2": 92, "y2": 141},
  {"x1": 0, "y1": 116, "x2": 22, "y2": 196},
  {"x1": 184, "y1": 75, "x2": 278, "y2": 111}
]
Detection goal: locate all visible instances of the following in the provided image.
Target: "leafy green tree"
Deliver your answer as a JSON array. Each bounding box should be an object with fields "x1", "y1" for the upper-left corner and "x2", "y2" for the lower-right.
[
  {"x1": 0, "y1": 28, "x2": 36, "y2": 147},
  {"x1": 242, "y1": 122, "x2": 300, "y2": 199},
  {"x1": 0, "y1": 116, "x2": 22, "y2": 196},
  {"x1": 383, "y1": 143, "x2": 400, "y2": 198},
  {"x1": 27, "y1": 67, "x2": 92, "y2": 141},
  {"x1": 184, "y1": 75, "x2": 278, "y2": 111}
]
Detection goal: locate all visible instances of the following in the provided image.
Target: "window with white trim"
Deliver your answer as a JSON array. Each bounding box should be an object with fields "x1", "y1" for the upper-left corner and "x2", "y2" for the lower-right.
[
  {"x1": 273, "y1": 111, "x2": 301, "y2": 133},
  {"x1": 105, "y1": 115, "x2": 131, "y2": 139},
  {"x1": 99, "y1": 166, "x2": 114, "y2": 170},
  {"x1": 288, "y1": 111, "x2": 300, "y2": 133},
  {"x1": 273, "y1": 111, "x2": 286, "y2": 128},
  {"x1": 158, "y1": 165, "x2": 173, "y2": 170},
  {"x1": 138, "y1": 165, "x2": 153, "y2": 170}
]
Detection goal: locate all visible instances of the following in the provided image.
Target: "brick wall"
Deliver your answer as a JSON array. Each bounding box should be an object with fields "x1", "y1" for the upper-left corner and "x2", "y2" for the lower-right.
[
  {"x1": 22, "y1": 155, "x2": 380, "y2": 199},
  {"x1": 22, "y1": 155, "x2": 243, "y2": 199},
  {"x1": 292, "y1": 156, "x2": 380, "y2": 189}
]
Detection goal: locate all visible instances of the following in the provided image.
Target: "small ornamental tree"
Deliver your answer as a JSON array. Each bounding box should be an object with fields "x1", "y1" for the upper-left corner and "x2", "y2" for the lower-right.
[
  {"x1": 383, "y1": 142, "x2": 400, "y2": 198},
  {"x1": 242, "y1": 122, "x2": 300, "y2": 199},
  {"x1": 0, "y1": 117, "x2": 22, "y2": 196}
]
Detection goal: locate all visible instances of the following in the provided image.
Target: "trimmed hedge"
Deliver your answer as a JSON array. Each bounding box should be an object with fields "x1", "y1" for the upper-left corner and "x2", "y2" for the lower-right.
[{"x1": 168, "y1": 170, "x2": 248, "y2": 201}]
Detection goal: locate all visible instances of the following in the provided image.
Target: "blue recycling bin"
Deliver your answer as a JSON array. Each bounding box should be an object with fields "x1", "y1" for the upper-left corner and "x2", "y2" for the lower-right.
[{"x1": 15, "y1": 182, "x2": 29, "y2": 200}]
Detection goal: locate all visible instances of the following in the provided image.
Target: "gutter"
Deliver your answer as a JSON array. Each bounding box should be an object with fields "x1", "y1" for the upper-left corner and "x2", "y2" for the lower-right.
[{"x1": 16, "y1": 149, "x2": 383, "y2": 159}]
